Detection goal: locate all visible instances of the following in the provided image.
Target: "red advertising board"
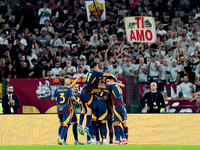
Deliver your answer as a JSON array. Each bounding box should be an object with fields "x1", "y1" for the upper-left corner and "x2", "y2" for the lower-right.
[{"x1": 9, "y1": 78, "x2": 126, "y2": 114}]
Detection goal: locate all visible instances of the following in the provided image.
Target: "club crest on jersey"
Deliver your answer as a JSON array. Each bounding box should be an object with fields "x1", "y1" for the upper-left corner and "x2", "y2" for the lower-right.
[{"x1": 36, "y1": 80, "x2": 59, "y2": 100}]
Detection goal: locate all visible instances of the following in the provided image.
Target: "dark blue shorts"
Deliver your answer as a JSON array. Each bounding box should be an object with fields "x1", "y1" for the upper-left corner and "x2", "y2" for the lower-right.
[
  {"x1": 71, "y1": 107, "x2": 77, "y2": 122},
  {"x1": 80, "y1": 91, "x2": 93, "y2": 109},
  {"x1": 113, "y1": 106, "x2": 127, "y2": 123},
  {"x1": 92, "y1": 100, "x2": 108, "y2": 121},
  {"x1": 58, "y1": 113, "x2": 71, "y2": 126}
]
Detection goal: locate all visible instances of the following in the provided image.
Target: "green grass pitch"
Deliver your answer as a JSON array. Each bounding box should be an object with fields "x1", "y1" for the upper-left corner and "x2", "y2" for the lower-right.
[{"x1": 0, "y1": 145, "x2": 200, "y2": 150}]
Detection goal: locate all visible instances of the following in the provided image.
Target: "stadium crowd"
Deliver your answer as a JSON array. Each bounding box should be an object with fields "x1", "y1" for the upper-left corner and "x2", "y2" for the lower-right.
[{"x1": 0, "y1": 0, "x2": 200, "y2": 88}]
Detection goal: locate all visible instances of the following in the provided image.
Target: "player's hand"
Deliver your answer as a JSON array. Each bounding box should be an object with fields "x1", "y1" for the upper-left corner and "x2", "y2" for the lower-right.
[
  {"x1": 144, "y1": 106, "x2": 150, "y2": 111},
  {"x1": 77, "y1": 74, "x2": 83, "y2": 79},
  {"x1": 153, "y1": 105, "x2": 159, "y2": 110},
  {"x1": 112, "y1": 75, "x2": 118, "y2": 81}
]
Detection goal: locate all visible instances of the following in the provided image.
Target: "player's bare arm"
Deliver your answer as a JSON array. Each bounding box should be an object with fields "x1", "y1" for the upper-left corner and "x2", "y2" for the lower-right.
[
  {"x1": 68, "y1": 74, "x2": 83, "y2": 88},
  {"x1": 103, "y1": 73, "x2": 118, "y2": 81},
  {"x1": 71, "y1": 96, "x2": 78, "y2": 103},
  {"x1": 98, "y1": 81, "x2": 106, "y2": 89},
  {"x1": 114, "y1": 82, "x2": 125, "y2": 88}
]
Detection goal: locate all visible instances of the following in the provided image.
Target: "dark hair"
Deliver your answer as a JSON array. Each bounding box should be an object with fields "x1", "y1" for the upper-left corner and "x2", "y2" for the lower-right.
[
  {"x1": 90, "y1": 62, "x2": 98, "y2": 69},
  {"x1": 106, "y1": 76, "x2": 114, "y2": 81},
  {"x1": 59, "y1": 78, "x2": 65, "y2": 86},
  {"x1": 44, "y1": 19, "x2": 50, "y2": 23},
  {"x1": 103, "y1": 66, "x2": 108, "y2": 71},
  {"x1": 31, "y1": 58, "x2": 37, "y2": 63},
  {"x1": 64, "y1": 75, "x2": 70, "y2": 79}
]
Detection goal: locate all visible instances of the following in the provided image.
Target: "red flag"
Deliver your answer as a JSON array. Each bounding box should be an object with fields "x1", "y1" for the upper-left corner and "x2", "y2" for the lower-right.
[{"x1": 132, "y1": 0, "x2": 138, "y2": 9}]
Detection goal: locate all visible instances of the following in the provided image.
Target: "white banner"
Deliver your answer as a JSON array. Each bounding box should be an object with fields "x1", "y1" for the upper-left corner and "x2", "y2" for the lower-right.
[
  {"x1": 125, "y1": 17, "x2": 156, "y2": 43},
  {"x1": 85, "y1": 0, "x2": 106, "y2": 22}
]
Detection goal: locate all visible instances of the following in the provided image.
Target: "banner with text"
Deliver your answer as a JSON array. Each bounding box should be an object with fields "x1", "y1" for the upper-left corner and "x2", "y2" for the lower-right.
[
  {"x1": 125, "y1": 16, "x2": 156, "y2": 43},
  {"x1": 9, "y1": 78, "x2": 126, "y2": 114},
  {"x1": 85, "y1": 0, "x2": 106, "y2": 22}
]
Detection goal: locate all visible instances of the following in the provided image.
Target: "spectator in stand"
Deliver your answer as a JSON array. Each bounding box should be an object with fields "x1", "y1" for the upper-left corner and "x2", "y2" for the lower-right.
[
  {"x1": 28, "y1": 34, "x2": 43, "y2": 57},
  {"x1": 162, "y1": 92, "x2": 171, "y2": 101},
  {"x1": 42, "y1": 59, "x2": 52, "y2": 78},
  {"x1": 0, "y1": 57, "x2": 8, "y2": 78},
  {"x1": 134, "y1": 57, "x2": 148, "y2": 83},
  {"x1": 188, "y1": 38, "x2": 197, "y2": 55},
  {"x1": 157, "y1": 22, "x2": 167, "y2": 36},
  {"x1": 26, "y1": 50, "x2": 38, "y2": 68},
  {"x1": 0, "y1": 32, "x2": 8, "y2": 45},
  {"x1": 80, "y1": 57, "x2": 90, "y2": 74},
  {"x1": 38, "y1": 1, "x2": 52, "y2": 26},
  {"x1": 29, "y1": 58, "x2": 42, "y2": 78},
  {"x1": 36, "y1": 30, "x2": 49, "y2": 48},
  {"x1": 89, "y1": 34, "x2": 99, "y2": 47},
  {"x1": 73, "y1": 66, "x2": 85, "y2": 78},
  {"x1": 59, "y1": 69, "x2": 66, "y2": 78},
  {"x1": 55, "y1": 20, "x2": 65, "y2": 37},
  {"x1": 63, "y1": 13, "x2": 79, "y2": 34},
  {"x1": 51, "y1": 61, "x2": 62, "y2": 78},
  {"x1": 8, "y1": 14, "x2": 19, "y2": 31},
  {"x1": 40, "y1": 19, "x2": 54, "y2": 41},
  {"x1": 164, "y1": 49, "x2": 175, "y2": 66},
  {"x1": 166, "y1": 60, "x2": 180, "y2": 85},
  {"x1": 14, "y1": 62, "x2": 30, "y2": 78},
  {"x1": 64, "y1": 60, "x2": 76, "y2": 77},
  {"x1": 158, "y1": 58, "x2": 169, "y2": 84},
  {"x1": 108, "y1": 60, "x2": 122, "y2": 77},
  {"x1": 177, "y1": 75, "x2": 194, "y2": 98},
  {"x1": 147, "y1": 53, "x2": 160, "y2": 82},
  {"x1": 50, "y1": 32, "x2": 62, "y2": 51},
  {"x1": 19, "y1": 0, "x2": 35, "y2": 32},
  {"x1": 45, "y1": 70, "x2": 52, "y2": 78},
  {"x1": 187, "y1": 54, "x2": 198, "y2": 83},
  {"x1": 122, "y1": 58, "x2": 135, "y2": 76}
]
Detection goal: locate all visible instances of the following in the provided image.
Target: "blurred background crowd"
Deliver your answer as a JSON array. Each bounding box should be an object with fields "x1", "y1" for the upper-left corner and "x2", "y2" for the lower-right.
[{"x1": 0, "y1": 0, "x2": 200, "y2": 89}]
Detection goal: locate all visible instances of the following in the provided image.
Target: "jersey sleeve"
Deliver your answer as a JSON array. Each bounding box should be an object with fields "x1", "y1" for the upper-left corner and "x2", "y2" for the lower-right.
[
  {"x1": 105, "y1": 85, "x2": 112, "y2": 90},
  {"x1": 96, "y1": 71, "x2": 104, "y2": 78},
  {"x1": 52, "y1": 89, "x2": 57, "y2": 98},
  {"x1": 69, "y1": 88, "x2": 74, "y2": 98}
]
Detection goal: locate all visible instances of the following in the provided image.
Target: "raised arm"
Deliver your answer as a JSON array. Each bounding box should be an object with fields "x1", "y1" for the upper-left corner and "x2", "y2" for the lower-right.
[
  {"x1": 68, "y1": 74, "x2": 82, "y2": 88},
  {"x1": 114, "y1": 82, "x2": 125, "y2": 88}
]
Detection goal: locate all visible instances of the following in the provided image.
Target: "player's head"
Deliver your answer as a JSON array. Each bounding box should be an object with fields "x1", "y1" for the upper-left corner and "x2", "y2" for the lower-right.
[
  {"x1": 90, "y1": 62, "x2": 98, "y2": 71},
  {"x1": 105, "y1": 76, "x2": 115, "y2": 84},
  {"x1": 59, "y1": 78, "x2": 66, "y2": 86},
  {"x1": 64, "y1": 75, "x2": 70, "y2": 86},
  {"x1": 7, "y1": 85, "x2": 14, "y2": 94},
  {"x1": 73, "y1": 83, "x2": 80, "y2": 93}
]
